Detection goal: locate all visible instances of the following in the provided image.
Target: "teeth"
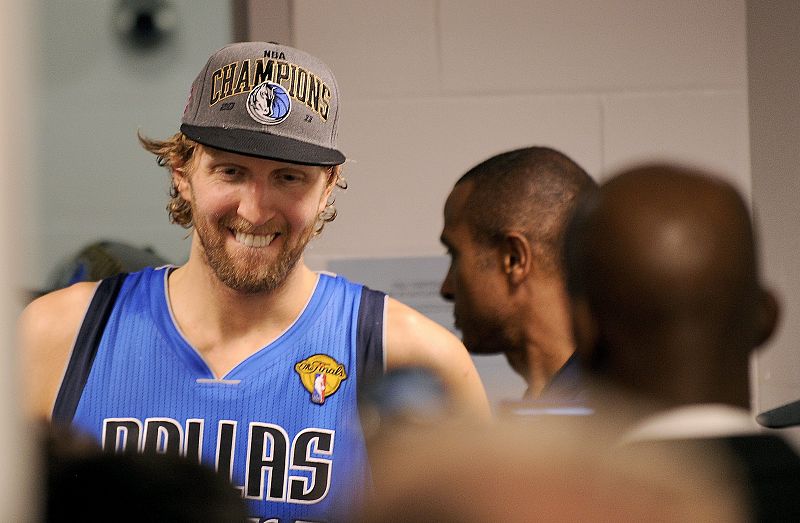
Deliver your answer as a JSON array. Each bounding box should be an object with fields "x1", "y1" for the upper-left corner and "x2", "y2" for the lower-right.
[{"x1": 234, "y1": 231, "x2": 276, "y2": 248}]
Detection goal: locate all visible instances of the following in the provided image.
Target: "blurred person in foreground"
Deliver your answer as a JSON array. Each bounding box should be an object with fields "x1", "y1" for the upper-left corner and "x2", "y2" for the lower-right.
[
  {"x1": 563, "y1": 163, "x2": 800, "y2": 521},
  {"x1": 358, "y1": 418, "x2": 746, "y2": 523},
  {"x1": 43, "y1": 423, "x2": 248, "y2": 521}
]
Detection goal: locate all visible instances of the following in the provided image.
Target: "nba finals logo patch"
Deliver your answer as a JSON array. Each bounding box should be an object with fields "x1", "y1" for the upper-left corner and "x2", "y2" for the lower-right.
[
  {"x1": 246, "y1": 81, "x2": 291, "y2": 125},
  {"x1": 295, "y1": 354, "x2": 347, "y2": 405}
]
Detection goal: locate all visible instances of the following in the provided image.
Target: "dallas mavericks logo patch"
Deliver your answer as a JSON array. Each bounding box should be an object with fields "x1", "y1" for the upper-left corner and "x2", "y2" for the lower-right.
[
  {"x1": 246, "y1": 81, "x2": 291, "y2": 125},
  {"x1": 295, "y1": 354, "x2": 347, "y2": 405}
]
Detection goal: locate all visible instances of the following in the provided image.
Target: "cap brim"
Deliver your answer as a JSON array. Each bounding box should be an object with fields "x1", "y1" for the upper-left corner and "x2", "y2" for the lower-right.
[{"x1": 181, "y1": 124, "x2": 345, "y2": 166}]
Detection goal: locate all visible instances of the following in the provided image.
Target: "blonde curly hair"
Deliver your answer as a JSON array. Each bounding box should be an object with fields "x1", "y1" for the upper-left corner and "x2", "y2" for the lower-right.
[{"x1": 138, "y1": 131, "x2": 346, "y2": 234}]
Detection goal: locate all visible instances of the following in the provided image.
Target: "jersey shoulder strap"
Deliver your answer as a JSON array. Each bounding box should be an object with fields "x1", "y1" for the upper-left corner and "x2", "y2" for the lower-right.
[
  {"x1": 356, "y1": 286, "x2": 386, "y2": 401},
  {"x1": 52, "y1": 273, "x2": 128, "y2": 424}
]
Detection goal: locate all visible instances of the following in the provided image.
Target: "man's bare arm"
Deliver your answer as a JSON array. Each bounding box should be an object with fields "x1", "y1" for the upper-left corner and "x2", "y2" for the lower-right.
[
  {"x1": 18, "y1": 282, "x2": 98, "y2": 420},
  {"x1": 384, "y1": 298, "x2": 491, "y2": 421}
]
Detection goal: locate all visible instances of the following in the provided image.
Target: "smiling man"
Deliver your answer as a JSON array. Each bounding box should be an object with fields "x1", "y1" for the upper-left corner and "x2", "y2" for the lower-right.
[{"x1": 20, "y1": 42, "x2": 489, "y2": 522}]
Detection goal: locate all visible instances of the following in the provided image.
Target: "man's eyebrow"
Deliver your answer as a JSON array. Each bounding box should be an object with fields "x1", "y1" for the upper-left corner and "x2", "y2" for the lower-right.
[
  {"x1": 211, "y1": 160, "x2": 250, "y2": 174},
  {"x1": 206, "y1": 148, "x2": 243, "y2": 162},
  {"x1": 206, "y1": 151, "x2": 232, "y2": 162}
]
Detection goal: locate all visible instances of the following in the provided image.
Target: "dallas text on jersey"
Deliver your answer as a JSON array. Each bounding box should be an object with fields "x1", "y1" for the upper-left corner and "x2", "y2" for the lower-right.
[{"x1": 102, "y1": 417, "x2": 334, "y2": 504}]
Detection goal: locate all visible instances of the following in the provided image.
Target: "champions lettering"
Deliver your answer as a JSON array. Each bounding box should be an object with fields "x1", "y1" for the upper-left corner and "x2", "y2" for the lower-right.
[
  {"x1": 102, "y1": 417, "x2": 334, "y2": 504},
  {"x1": 209, "y1": 57, "x2": 331, "y2": 121}
]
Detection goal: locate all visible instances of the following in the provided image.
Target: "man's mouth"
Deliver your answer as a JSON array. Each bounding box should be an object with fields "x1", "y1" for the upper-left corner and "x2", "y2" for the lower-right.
[{"x1": 233, "y1": 230, "x2": 278, "y2": 248}]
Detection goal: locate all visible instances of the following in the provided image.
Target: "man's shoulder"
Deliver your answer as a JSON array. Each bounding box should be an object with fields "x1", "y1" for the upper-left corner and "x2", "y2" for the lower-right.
[
  {"x1": 20, "y1": 281, "x2": 100, "y2": 419},
  {"x1": 20, "y1": 280, "x2": 103, "y2": 357},
  {"x1": 25, "y1": 267, "x2": 162, "y2": 319},
  {"x1": 317, "y1": 270, "x2": 368, "y2": 287},
  {"x1": 385, "y1": 297, "x2": 451, "y2": 338},
  {"x1": 538, "y1": 352, "x2": 585, "y2": 402},
  {"x1": 22, "y1": 281, "x2": 99, "y2": 326},
  {"x1": 635, "y1": 432, "x2": 800, "y2": 520},
  {"x1": 315, "y1": 271, "x2": 388, "y2": 300},
  {"x1": 382, "y1": 297, "x2": 470, "y2": 372}
]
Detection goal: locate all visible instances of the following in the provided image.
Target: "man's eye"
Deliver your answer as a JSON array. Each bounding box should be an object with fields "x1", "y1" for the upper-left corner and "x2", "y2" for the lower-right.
[
  {"x1": 217, "y1": 166, "x2": 241, "y2": 177},
  {"x1": 277, "y1": 172, "x2": 304, "y2": 184}
]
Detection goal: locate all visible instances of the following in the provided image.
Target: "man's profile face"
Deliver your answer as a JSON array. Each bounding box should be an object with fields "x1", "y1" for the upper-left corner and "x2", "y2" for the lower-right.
[
  {"x1": 181, "y1": 146, "x2": 332, "y2": 293},
  {"x1": 440, "y1": 182, "x2": 509, "y2": 354}
]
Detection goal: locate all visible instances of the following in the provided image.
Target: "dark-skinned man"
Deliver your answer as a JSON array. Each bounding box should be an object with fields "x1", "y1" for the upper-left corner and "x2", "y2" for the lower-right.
[{"x1": 563, "y1": 164, "x2": 800, "y2": 521}]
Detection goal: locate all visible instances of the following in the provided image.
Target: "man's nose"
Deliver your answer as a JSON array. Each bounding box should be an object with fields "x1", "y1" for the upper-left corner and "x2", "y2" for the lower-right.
[
  {"x1": 237, "y1": 179, "x2": 275, "y2": 226},
  {"x1": 440, "y1": 270, "x2": 454, "y2": 301}
]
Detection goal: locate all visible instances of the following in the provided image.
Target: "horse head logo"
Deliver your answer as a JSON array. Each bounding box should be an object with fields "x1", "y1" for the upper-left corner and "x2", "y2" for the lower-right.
[{"x1": 246, "y1": 81, "x2": 291, "y2": 125}]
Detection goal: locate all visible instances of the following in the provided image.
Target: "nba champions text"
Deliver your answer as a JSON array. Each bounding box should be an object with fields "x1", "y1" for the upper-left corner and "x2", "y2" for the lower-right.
[{"x1": 208, "y1": 52, "x2": 331, "y2": 122}]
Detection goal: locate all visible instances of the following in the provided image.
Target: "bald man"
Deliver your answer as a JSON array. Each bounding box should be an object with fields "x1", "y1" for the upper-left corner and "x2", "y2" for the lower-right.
[
  {"x1": 439, "y1": 147, "x2": 597, "y2": 403},
  {"x1": 563, "y1": 164, "x2": 800, "y2": 520}
]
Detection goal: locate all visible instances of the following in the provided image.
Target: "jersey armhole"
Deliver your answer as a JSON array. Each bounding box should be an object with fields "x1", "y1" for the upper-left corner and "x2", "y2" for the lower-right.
[
  {"x1": 51, "y1": 273, "x2": 128, "y2": 424},
  {"x1": 356, "y1": 287, "x2": 386, "y2": 403}
]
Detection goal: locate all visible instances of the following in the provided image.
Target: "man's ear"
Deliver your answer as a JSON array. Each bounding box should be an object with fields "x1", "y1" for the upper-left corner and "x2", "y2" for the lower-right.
[
  {"x1": 317, "y1": 167, "x2": 338, "y2": 214},
  {"x1": 318, "y1": 183, "x2": 334, "y2": 214},
  {"x1": 502, "y1": 232, "x2": 532, "y2": 285},
  {"x1": 172, "y1": 167, "x2": 191, "y2": 201},
  {"x1": 754, "y1": 287, "x2": 780, "y2": 347}
]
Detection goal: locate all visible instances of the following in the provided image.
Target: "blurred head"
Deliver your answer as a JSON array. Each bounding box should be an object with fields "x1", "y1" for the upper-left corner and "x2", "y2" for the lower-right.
[
  {"x1": 440, "y1": 146, "x2": 596, "y2": 354},
  {"x1": 563, "y1": 164, "x2": 779, "y2": 407},
  {"x1": 360, "y1": 419, "x2": 746, "y2": 522},
  {"x1": 43, "y1": 423, "x2": 248, "y2": 522}
]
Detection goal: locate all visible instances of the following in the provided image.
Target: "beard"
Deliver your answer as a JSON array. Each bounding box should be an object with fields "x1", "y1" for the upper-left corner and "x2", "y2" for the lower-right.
[
  {"x1": 455, "y1": 308, "x2": 509, "y2": 355},
  {"x1": 193, "y1": 209, "x2": 317, "y2": 295},
  {"x1": 460, "y1": 327, "x2": 507, "y2": 355}
]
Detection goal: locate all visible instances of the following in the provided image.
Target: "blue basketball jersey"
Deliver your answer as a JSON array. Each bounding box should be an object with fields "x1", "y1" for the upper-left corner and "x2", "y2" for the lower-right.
[{"x1": 54, "y1": 266, "x2": 385, "y2": 522}]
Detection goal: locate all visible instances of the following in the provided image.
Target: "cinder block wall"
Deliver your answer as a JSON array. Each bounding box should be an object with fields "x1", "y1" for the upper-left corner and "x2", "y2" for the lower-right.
[{"x1": 288, "y1": 1, "x2": 750, "y2": 266}]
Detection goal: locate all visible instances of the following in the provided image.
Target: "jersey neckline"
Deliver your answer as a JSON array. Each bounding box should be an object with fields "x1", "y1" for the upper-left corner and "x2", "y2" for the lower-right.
[{"x1": 154, "y1": 267, "x2": 335, "y2": 381}]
